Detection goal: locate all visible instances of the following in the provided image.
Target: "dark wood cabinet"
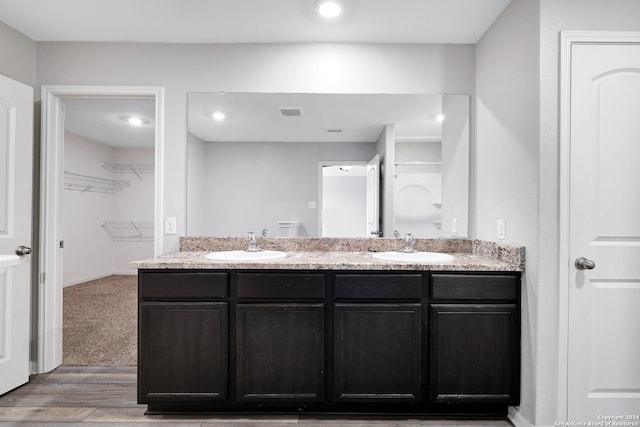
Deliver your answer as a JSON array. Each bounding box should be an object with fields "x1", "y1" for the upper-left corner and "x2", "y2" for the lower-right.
[
  {"x1": 429, "y1": 274, "x2": 520, "y2": 405},
  {"x1": 334, "y1": 303, "x2": 421, "y2": 402},
  {"x1": 138, "y1": 301, "x2": 228, "y2": 403},
  {"x1": 138, "y1": 268, "x2": 520, "y2": 415},
  {"x1": 236, "y1": 303, "x2": 325, "y2": 402}
]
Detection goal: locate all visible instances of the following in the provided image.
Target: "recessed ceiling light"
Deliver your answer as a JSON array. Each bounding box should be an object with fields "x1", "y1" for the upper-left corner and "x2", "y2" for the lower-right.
[
  {"x1": 436, "y1": 114, "x2": 445, "y2": 122},
  {"x1": 119, "y1": 116, "x2": 149, "y2": 127},
  {"x1": 315, "y1": 0, "x2": 343, "y2": 18},
  {"x1": 211, "y1": 111, "x2": 226, "y2": 121}
]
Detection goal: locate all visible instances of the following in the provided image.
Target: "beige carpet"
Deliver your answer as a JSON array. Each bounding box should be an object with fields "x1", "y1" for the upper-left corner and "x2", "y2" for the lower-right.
[{"x1": 63, "y1": 275, "x2": 137, "y2": 366}]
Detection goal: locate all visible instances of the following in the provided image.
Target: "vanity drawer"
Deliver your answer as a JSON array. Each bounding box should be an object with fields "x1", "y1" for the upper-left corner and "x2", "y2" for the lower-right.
[
  {"x1": 430, "y1": 274, "x2": 519, "y2": 301},
  {"x1": 140, "y1": 271, "x2": 228, "y2": 299},
  {"x1": 334, "y1": 273, "x2": 423, "y2": 300},
  {"x1": 237, "y1": 272, "x2": 325, "y2": 299}
]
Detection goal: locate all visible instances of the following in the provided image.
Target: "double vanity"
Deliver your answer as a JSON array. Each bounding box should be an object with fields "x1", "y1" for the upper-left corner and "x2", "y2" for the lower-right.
[{"x1": 132, "y1": 237, "x2": 524, "y2": 417}]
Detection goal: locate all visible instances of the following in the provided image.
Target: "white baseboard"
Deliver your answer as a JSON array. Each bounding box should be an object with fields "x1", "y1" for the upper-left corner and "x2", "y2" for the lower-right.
[
  {"x1": 112, "y1": 269, "x2": 137, "y2": 276},
  {"x1": 63, "y1": 270, "x2": 136, "y2": 287},
  {"x1": 509, "y1": 406, "x2": 535, "y2": 427},
  {"x1": 63, "y1": 273, "x2": 113, "y2": 288}
]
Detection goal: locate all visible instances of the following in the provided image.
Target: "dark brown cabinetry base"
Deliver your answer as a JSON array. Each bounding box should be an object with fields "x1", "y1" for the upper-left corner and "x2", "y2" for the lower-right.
[{"x1": 138, "y1": 269, "x2": 520, "y2": 415}]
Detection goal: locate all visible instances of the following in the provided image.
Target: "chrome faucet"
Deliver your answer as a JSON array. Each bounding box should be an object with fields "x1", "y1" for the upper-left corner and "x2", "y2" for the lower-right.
[
  {"x1": 262, "y1": 228, "x2": 269, "y2": 237},
  {"x1": 246, "y1": 232, "x2": 262, "y2": 252},
  {"x1": 398, "y1": 233, "x2": 416, "y2": 253}
]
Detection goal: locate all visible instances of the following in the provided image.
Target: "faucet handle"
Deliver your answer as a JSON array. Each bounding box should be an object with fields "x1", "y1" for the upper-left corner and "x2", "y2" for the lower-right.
[
  {"x1": 262, "y1": 228, "x2": 269, "y2": 237},
  {"x1": 246, "y1": 231, "x2": 262, "y2": 252}
]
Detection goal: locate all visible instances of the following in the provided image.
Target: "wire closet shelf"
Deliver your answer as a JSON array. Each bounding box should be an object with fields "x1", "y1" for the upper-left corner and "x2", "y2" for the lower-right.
[{"x1": 101, "y1": 220, "x2": 154, "y2": 242}]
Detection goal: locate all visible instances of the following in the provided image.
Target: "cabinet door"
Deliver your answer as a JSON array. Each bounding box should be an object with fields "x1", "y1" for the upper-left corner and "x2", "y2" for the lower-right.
[
  {"x1": 334, "y1": 304, "x2": 421, "y2": 402},
  {"x1": 429, "y1": 304, "x2": 519, "y2": 404},
  {"x1": 138, "y1": 302, "x2": 228, "y2": 403},
  {"x1": 237, "y1": 303, "x2": 324, "y2": 402}
]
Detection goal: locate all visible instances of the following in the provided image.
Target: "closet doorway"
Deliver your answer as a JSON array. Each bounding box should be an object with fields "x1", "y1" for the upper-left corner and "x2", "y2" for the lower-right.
[
  {"x1": 62, "y1": 98, "x2": 155, "y2": 366},
  {"x1": 40, "y1": 86, "x2": 164, "y2": 373}
]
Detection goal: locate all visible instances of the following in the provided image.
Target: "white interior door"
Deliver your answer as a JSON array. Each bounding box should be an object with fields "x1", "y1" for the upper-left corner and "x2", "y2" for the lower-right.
[
  {"x1": 568, "y1": 42, "x2": 640, "y2": 420},
  {"x1": 0, "y1": 74, "x2": 33, "y2": 395},
  {"x1": 366, "y1": 154, "x2": 380, "y2": 237}
]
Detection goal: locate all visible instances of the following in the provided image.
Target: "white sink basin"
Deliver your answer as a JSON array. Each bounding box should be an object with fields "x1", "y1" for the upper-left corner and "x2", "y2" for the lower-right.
[
  {"x1": 372, "y1": 251, "x2": 453, "y2": 263},
  {"x1": 205, "y1": 250, "x2": 287, "y2": 262},
  {"x1": 0, "y1": 254, "x2": 20, "y2": 269}
]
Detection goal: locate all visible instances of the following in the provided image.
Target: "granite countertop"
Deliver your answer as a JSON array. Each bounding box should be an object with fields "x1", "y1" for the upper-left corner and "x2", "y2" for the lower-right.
[{"x1": 131, "y1": 237, "x2": 525, "y2": 272}]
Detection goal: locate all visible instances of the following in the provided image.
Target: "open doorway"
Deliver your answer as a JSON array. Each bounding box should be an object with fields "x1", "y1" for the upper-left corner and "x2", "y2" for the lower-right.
[
  {"x1": 318, "y1": 155, "x2": 379, "y2": 238},
  {"x1": 39, "y1": 86, "x2": 164, "y2": 373},
  {"x1": 61, "y1": 98, "x2": 155, "y2": 366}
]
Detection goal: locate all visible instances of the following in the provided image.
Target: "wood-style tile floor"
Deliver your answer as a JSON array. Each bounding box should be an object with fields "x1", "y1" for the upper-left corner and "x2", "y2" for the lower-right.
[{"x1": 0, "y1": 366, "x2": 512, "y2": 426}]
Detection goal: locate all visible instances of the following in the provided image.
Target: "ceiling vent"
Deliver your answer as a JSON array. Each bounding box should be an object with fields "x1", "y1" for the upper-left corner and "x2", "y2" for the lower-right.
[{"x1": 279, "y1": 108, "x2": 303, "y2": 117}]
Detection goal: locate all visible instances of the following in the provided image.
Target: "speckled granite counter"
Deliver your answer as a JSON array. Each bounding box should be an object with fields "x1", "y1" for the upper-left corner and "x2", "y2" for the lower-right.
[{"x1": 131, "y1": 238, "x2": 524, "y2": 272}]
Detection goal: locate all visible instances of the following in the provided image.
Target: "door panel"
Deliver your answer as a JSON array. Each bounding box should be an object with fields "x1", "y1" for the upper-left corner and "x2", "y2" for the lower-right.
[
  {"x1": 429, "y1": 304, "x2": 518, "y2": 404},
  {"x1": 366, "y1": 154, "x2": 379, "y2": 236},
  {"x1": 569, "y1": 43, "x2": 640, "y2": 419},
  {"x1": 334, "y1": 303, "x2": 421, "y2": 402},
  {"x1": 138, "y1": 302, "x2": 228, "y2": 402},
  {"x1": 0, "y1": 74, "x2": 33, "y2": 395},
  {"x1": 236, "y1": 303, "x2": 324, "y2": 402}
]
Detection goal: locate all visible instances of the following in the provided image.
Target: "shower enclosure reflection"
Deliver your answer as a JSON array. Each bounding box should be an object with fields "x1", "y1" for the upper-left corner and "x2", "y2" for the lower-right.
[{"x1": 186, "y1": 93, "x2": 468, "y2": 238}]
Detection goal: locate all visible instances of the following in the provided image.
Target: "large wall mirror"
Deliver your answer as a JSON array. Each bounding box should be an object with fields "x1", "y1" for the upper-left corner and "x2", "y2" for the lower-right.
[{"x1": 187, "y1": 92, "x2": 469, "y2": 238}]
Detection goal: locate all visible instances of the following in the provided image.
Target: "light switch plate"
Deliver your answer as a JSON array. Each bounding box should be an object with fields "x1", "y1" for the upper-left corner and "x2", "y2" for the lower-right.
[
  {"x1": 165, "y1": 217, "x2": 177, "y2": 235},
  {"x1": 308, "y1": 201, "x2": 317, "y2": 209},
  {"x1": 452, "y1": 218, "x2": 458, "y2": 234},
  {"x1": 497, "y1": 218, "x2": 506, "y2": 240}
]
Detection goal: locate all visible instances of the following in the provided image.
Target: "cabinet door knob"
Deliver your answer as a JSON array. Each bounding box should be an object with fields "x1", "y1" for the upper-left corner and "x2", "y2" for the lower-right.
[{"x1": 575, "y1": 256, "x2": 595, "y2": 270}]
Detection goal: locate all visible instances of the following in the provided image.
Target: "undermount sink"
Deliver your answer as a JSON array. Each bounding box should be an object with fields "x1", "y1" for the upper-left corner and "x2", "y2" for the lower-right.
[
  {"x1": 0, "y1": 254, "x2": 20, "y2": 269},
  {"x1": 205, "y1": 250, "x2": 287, "y2": 262},
  {"x1": 372, "y1": 251, "x2": 454, "y2": 263}
]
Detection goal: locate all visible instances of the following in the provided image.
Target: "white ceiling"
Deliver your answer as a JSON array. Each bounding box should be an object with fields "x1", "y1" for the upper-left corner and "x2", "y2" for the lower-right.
[
  {"x1": 188, "y1": 92, "x2": 445, "y2": 143},
  {"x1": 64, "y1": 99, "x2": 155, "y2": 148},
  {"x1": 0, "y1": 0, "x2": 510, "y2": 44},
  {"x1": 9, "y1": 0, "x2": 509, "y2": 147}
]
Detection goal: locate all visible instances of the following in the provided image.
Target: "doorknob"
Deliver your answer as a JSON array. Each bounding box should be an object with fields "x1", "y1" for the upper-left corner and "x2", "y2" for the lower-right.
[
  {"x1": 15, "y1": 245, "x2": 32, "y2": 256},
  {"x1": 575, "y1": 256, "x2": 595, "y2": 270}
]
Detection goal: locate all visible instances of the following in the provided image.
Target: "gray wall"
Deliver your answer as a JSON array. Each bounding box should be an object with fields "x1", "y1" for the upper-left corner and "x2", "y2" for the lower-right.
[
  {"x1": 0, "y1": 21, "x2": 36, "y2": 86},
  {"x1": 35, "y1": 42, "x2": 476, "y2": 251},
  {"x1": 192, "y1": 140, "x2": 375, "y2": 237},
  {"x1": 441, "y1": 94, "x2": 469, "y2": 237},
  {"x1": 476, "y1": 0, "x2": 540, "y2": 424},
  {"x1": 477, "y1": 0, "x2": 640, "y2": 425}
]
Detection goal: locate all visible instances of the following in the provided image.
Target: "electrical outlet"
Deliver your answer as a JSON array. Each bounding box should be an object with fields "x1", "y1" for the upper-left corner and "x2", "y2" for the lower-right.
[
  {"x1": 452, "y1": 218, "x2": 458, "y2": 234},
  {"x1": 497, "y1": 219, "x2": 506, "y2": 240},
  {"x1": 165, "y1": 217, "x2": 177, "y2": 235}
]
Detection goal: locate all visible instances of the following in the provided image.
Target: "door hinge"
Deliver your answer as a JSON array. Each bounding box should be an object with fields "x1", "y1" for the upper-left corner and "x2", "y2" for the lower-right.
[{"x1": 59, "y1": 240, "x2": 64, "y2": 249}]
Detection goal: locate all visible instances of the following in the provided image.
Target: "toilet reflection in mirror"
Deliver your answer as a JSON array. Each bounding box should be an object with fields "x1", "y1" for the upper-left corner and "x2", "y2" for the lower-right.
[{"x1": 186, "y1": 93, "x2": 468, "y2": 238}]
